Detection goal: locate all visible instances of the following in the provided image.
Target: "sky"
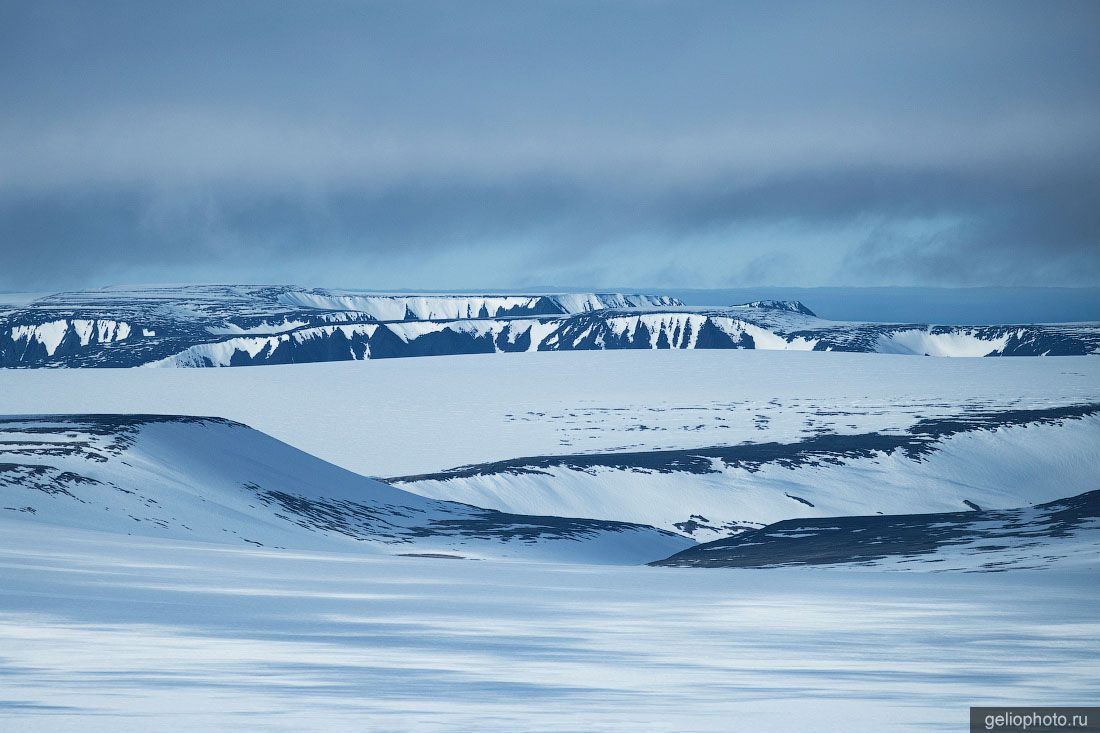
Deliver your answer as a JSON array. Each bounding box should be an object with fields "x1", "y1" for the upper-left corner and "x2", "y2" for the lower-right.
[{"x1": 1, "y1": 0, "x2": 1098, "y2": 292}]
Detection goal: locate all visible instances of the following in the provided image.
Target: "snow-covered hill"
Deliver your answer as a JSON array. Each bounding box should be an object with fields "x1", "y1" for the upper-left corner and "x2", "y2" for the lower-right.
[
  {"x1": 393, "y1": 404, "x2": 1100, "y2": 540},
  {"x1": 652, "y1": 489, "x2": 1100, "y2": 571},
  {"x1": 0, "y1": 414, "x2": 691, "y2": 564},
  {"x1": 1, "y1": 285, "x2": 1097, "y2": 367}
]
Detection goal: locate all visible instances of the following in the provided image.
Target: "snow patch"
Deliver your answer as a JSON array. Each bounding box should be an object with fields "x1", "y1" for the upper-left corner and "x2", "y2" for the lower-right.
[{"x1": 882, "y1": 329, "x2": 1012, "y2": 357}]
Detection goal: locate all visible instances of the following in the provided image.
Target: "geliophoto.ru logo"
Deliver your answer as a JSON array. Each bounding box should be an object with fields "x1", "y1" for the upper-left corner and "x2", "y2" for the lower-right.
[{"x1": 971, "y1": 707, "x2": 1099, "y2": 733}]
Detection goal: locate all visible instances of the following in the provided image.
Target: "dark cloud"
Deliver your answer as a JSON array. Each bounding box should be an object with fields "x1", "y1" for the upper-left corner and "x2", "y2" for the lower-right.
[{"x1": 1, "y1": 0, "x2": 1098, "y2": 289}]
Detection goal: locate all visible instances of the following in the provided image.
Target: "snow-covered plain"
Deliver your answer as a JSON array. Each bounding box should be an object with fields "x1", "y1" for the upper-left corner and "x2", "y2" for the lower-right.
[
  {"x1": 1, "y1": 524, "x2": 1098, "y2": 732},
  {"x1": 2, "y1": 349, "x2": 1097, "y2": 477},
  {"x1": 3, "y1": 347, "x2": 1099, "y2": 730}
]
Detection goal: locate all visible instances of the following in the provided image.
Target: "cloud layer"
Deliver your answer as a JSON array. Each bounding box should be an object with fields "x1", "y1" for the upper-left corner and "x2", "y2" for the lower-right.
[{"x1": 1, "y1": 1, "x2": 1098, "y2": 289}]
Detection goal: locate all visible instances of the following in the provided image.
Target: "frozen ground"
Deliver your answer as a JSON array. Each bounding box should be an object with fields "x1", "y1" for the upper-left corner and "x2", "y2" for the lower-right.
[
  {"x1": 1, "y1": 350, "x2": 1097, "y2": 477},
  {"x1": 0, "y1": 524, "x2": 1097, "y2": 733},
  {"x1": 2, "y1": 348, "x2": 1097, "y2": 730}
]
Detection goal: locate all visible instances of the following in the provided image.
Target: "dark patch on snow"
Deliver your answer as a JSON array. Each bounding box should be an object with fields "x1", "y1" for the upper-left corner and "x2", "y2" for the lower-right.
[
  {"x1": 397, "y1": 552, "x2": 467, "y2": 559},
  {"x1": 254, "y1": 486, "x2": 685, "y2": 546},
  {"x1": 0, "y1": 464, "x2": 92, "y2": 498},
  {"x1": 673, "y1": 517, "x2": 762, "y2": 537}
]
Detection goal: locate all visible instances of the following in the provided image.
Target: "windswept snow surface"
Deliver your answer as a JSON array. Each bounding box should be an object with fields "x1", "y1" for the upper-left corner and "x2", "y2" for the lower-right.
[{"x1": 0, "y1": 526, "x2": 1097, "y2": 732}]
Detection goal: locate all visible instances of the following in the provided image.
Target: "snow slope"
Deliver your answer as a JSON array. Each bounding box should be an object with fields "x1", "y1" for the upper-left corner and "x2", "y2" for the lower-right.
[
  {"x1": 276, "y1": 289, "x2": 677, "y2": 319},
  {"x1": 653, "y1": 489, "x2": 1100, "y2": 571},
  {"x1": 0, "y1": 415, "x2": 690, "y2": 564},
  {"x1": 394, "y1": 405, "x2": 1100, "y2": 539}
]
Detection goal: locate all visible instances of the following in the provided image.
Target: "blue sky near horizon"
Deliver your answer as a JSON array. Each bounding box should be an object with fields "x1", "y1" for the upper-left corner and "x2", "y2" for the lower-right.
[{"x1": 1, "y1": 1, "x2": 1099, "y2": 292}]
